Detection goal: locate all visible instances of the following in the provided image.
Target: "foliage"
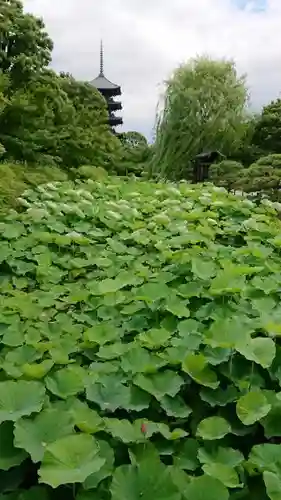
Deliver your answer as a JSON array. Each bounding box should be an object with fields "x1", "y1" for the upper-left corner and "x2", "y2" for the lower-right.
[
  {"x1": 0, "y1": 176, "x2": 281, "y2": 498},
  {"x1": 231, "y1": 114, "x2": 262, "y2": 167},
  {"x1": 236, "y1": 155, "x2": 281, "y2": 201},
  {"x1": 58, "y1": 74, "x2": 122, "y2": 169},
  {"x1": 0, "y1": 68, "x2": 121, "y2": 168},
  {"x1": 209, "y1": 154, "x2": 281, "y2": 201},
  {"x1": 0, "y1": 0, "x2": 53, "y2": 89},
  {"x1": 119, "y1": 131, "x2": 148, "y2": 149},
  {"x1": 252, "y1": 99, "x2": 281, "y2": 156},
  {"x1": 209, "y1": 160, "x2": 244, "y2": 191},
  {"x1": 0, "y1": 73, "x2": 10, "y2": 156},
  {"x1": 0, "y1": 2, "x2": 121, "y2": 169},
  {"x1": 75, "y1": 166, "x2": 109, "y2": 182},
  {"x1": 0, "y1": 73, "x2": 9, "y2": 111},
  {"x1": 0, "y1": 143, "x2": 6, "y2": 158},
  {"x1": 255, "y1": 154, "x2": 281, "y2": 168},
  {"x1": 116, "y1": 132, "x2": 152, "y2": 176},
  {"x1": 151, "y1": 56, "x2": 249, "y2": 180},
  {"x1": 0, "y1": 70, "x2": 72, "y2": 165},
  {"x1": 0, "y1": 162, "x2": 68, "y2": 212}
]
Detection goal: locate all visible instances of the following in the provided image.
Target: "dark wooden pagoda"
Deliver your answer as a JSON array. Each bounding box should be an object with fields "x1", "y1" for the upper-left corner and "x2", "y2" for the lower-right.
[{"x1": 90, "y1": 41, "x2": 123, "y2": 130}]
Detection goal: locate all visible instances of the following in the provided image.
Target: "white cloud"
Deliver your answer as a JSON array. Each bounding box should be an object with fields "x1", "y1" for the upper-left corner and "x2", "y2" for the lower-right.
[{"x1": 23, "y1": 0, "x2": 281, "y2": 138}]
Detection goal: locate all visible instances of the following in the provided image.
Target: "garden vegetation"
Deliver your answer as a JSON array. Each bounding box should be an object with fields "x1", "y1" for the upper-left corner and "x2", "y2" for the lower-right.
[
  {"x1": 1, "y1": 2, "x2": 281, "y2": 500},
  {"x1": 1, "y1": 177, "x2": 281, "y2": 499}
]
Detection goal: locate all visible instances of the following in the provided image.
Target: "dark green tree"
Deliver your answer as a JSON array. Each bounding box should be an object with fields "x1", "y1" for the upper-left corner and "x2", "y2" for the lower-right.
[
  {"x1": 252, "y1": 99, "x2": 281, "y2": 155},
  {"x1": 231, "y1": 113, "x2": 261, "y2": 166},
  {"x1": 59, "y1": 74, "x2": 122, "y2": 169},
  {"x1": 0, "y1": 73, "x2": 9, "y2": 155},
  {"x1": 117, "y1": 131, "x2": 152, "y2": 175},
  {"x1": 0, "y1": 0, "x2": 53, "y2": 89}
]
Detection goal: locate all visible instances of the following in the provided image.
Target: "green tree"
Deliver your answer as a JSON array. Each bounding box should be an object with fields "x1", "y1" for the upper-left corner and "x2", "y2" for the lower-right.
[
  {"x1": 151, "y1": 56, "x2": 249, "y2": 180},
  {"x1": 0, "y1": 70, "x2": 73, "y2": 164},
  {"x1": 231, "y1": 113, "x2": 261, "y2": 166},
  {"x1": 0, "y1": 0, "x2": 53, "y2": 89},
  {"x1": 59, "y1": 74, "x2": 122, "y2": 169},
  {"x1": 119, "y1": 131, "x2": 148, "y2": 149},
  {"x1": 0, "y1": 70, "x2": 121, "y2": 168},
  {"x1": 117, "y1": 131, "x2": 152, "y2": 175},
  {"x1": 252, "y1": 99, "x2": 281, "y2": 155},
  {"x1": 0, "y1": 73, "x2": 9, "y2": 155},
  {"x1": 0, "y1": 1, "x2": 129, "y2": 173},
  {"x1": 0, "y1": 73, "x2": 9, "y2": 110}
]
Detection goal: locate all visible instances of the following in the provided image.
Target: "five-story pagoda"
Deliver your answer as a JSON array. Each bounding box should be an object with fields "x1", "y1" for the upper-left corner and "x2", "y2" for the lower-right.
[{"x1": 90, "y1": 41, "x2": 123, "y2": 130}]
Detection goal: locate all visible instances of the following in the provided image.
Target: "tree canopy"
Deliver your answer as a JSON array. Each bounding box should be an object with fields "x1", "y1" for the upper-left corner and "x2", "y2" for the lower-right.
[
  {"x1": 0, "y1": 0, "x2": 53, "y2": 88},
  {"x1": 0, "y1": 0, "x2": 121, "y2": 169},
  {"x1": 117, "y1": 131, "x2": 152, "y2": 175},
  {"x1": 252, "y1": 99, "x2": 281, "y2": 156},
  {"x1": 151, "y1": 57, "x2": 249, "y2": 180}
]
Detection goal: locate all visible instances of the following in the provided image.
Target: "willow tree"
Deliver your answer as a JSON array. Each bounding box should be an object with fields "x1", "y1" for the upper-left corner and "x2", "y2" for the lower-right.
[{"x1": 151, "y1": 56, "x2": 249, "y2": 180}]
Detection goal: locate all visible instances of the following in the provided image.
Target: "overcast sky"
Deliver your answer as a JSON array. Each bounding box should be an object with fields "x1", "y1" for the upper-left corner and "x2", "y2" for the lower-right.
[{"x1": 23, "y1": 0, "x2": 281, "y2": 138}]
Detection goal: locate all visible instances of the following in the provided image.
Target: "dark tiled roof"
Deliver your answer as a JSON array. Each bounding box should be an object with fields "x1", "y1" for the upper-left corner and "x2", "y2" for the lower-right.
[{"x1": 90, "y1": 74, "x2": 120, "y2": 91}]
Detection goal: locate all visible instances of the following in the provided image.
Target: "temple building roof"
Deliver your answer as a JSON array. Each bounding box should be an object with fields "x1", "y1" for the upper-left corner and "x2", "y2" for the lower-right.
[{"x1": 89, "y1": 41, "x2": 121, "y2": 93}]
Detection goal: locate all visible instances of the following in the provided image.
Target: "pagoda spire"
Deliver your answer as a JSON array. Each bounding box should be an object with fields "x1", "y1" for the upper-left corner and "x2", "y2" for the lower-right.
[
  {"x1": 99, "y1": 40, "x2": 104, "y2": 77},
  {"x1": 90, "y1": 41, "x2": 123, "y2": 130}
]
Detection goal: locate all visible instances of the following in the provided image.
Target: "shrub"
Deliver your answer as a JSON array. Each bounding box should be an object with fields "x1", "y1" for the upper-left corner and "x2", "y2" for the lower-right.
[
  {"x1": 256, "y1": 154, "x2": 281, "y2": 167},
  {"x1": 76, "y1": 165, "x2": 109, "y2": 181},
  {"x1": 209, "y1": 160, "x2": 244, "y2": 191},
  {"x1": 0, "y1": 163, "x2": 68, "y2": 212},
  {"x1": 1, "y1": 177, "x2": 281, "y2": 499},
  {"x1": 236, "y1": 161, "x2": 281, "y2": 201}
]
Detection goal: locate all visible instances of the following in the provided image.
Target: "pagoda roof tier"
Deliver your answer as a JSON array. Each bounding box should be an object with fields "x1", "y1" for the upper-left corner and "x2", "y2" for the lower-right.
[
  {"x1": 90, "y1": 75, "x2": 121, "y2": 94},
  {"x1": 107, "y1": 100, "x2": 122, "y2": 111},
  {"x1": 109, "y1": 115, "x2": 123, "y2": 127}
]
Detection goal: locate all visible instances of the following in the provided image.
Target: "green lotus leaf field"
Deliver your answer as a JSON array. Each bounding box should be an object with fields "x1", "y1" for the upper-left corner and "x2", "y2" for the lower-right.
[{"x1": 0, "y1": 175, "x2": 281, "y2": 499}]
